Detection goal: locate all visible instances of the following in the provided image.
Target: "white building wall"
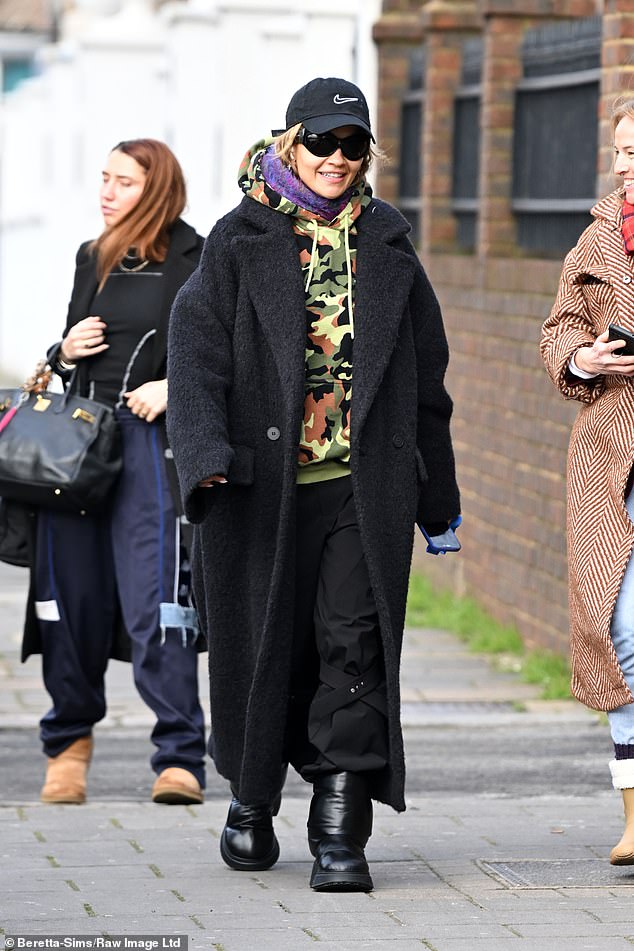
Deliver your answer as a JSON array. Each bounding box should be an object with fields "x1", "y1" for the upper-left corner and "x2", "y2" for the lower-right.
[{"x1": 0, "y1": 0, "x2": 381, "y2": 380}]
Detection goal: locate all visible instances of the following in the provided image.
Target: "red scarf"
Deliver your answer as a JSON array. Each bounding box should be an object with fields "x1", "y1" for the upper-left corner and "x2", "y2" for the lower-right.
[{"x1": 622, "y1": 200, "x2": 634, "y2": 254}]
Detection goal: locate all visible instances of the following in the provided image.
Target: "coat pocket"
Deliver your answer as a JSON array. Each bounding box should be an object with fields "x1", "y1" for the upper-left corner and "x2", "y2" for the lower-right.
[
  {"x1": 415, "y1": 449, "x2": 428, "y2": 486},
  {"x1": 227, "y1": 444, "x2": 255, "y2": 485}
]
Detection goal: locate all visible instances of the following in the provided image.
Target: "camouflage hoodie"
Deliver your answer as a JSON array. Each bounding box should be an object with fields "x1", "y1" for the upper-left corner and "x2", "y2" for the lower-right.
[{"x1": 239, "y1": 139, "x2": 372, "y2": 484}]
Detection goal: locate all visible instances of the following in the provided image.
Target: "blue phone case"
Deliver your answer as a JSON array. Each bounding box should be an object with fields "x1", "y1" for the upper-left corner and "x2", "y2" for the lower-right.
[{"x1": 419, "y1": 516, "x2": 462, "y2": 555}]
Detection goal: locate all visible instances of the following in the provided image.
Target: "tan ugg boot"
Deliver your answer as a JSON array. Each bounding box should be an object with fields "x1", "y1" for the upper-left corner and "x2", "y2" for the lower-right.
[
  {"x1": 152, "y1": 767, "x2": 203, "y2": 805},
  {"x1": 608, "y1": 760, "x2": 634, "y2": 865},
  {"x1": 40, "y1": 736, "x2": 93, "y2": 805}
]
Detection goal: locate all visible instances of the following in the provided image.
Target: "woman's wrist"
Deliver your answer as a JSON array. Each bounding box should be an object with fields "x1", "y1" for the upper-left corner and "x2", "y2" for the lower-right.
[
  {"x1": 56, "y1": 347, "x2": 77, "y2": 371},
  {"x1": 570, "y1": 347, "x2": 599, "y2": 379}
]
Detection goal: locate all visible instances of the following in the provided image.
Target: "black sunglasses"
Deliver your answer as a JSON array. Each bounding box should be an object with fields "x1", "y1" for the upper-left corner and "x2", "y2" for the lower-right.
[{"x1": 296, "y1": 128, "x2": 371, "y2": 161}]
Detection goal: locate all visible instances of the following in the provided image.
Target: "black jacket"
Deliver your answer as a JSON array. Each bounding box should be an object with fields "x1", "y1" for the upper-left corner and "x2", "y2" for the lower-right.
[
  {"x1": 167, "y1": 195, "x2": 460, "y2": 811},
  {"x1": 20, "y1": 218, "x2": 204, "y2": 663}
]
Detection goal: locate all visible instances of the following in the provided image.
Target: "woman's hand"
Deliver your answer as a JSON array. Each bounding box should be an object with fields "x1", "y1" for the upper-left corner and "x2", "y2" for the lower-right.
[
  {"x1": 125, "y1": 379, "x2": 168, "y2": 423},
  {"x1": 60, "y1": 315, "x2": 108, "y2": 362},
  {"x1": 574, "y1": 330, "x2": 634, "y2": 376},
  {"x1": 198, "y1": 475, "x2": 228, "y2": 488}
]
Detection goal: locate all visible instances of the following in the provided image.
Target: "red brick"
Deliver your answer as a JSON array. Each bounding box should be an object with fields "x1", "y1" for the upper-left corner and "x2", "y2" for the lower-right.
[
  {"x1": 603, "y1": 13, "x2": 634, "y2": 40},
  {"x1": 482, "y1": 0, "x2": 596, "y2": 14},
  {"x1": 382, "y1": 0, "x2": 421, "y2": 12},
  {"x1": 373, "y1": 12, "x2": 424, "y2": 42},
  {"x1": 603, "y1": 41, "x2": 634, "y2": 67},
  {"x1": 607, "y1": 0, "x2": 634, "y2": 14}
]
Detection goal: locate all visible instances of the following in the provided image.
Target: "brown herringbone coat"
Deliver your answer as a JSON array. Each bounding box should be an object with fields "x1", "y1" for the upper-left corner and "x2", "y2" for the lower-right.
[{"x1": 541, "y1": 188, "x2": 634, "y2": 711}]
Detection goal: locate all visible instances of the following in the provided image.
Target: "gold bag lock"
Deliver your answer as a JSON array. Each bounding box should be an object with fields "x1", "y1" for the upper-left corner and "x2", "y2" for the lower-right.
[{"x1": 72, "y1": 408, "x2": 96, "y2": 425}]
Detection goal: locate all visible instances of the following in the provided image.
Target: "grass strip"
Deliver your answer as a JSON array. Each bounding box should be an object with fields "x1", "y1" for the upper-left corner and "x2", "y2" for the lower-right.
[{"x1": 406, "y1": 572, "x2": 571, "y2": 700}]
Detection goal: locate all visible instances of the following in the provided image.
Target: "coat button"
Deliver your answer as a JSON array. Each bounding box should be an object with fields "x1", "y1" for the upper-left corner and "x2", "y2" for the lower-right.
[
  {"x1": 624, "y1": 275, "x2": 633, "y2": 284},
  {"x1": 392, "y1": 434, "x2": 404, "y2": 448},
  {"x1": 267, "y1": 426, "x2": 281, "y2": 441}
]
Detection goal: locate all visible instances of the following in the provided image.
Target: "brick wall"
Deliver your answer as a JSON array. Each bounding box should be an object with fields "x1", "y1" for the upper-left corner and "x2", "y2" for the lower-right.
[
  {"x1": 600, "y1": 0, "x2": 634, "y2": 183},
  {"x1": 421, "y1": 254, "x2": 576, "y2": 653},
  {"x1": 375, "y1": 0, "x2": 630, "y2": 655}
]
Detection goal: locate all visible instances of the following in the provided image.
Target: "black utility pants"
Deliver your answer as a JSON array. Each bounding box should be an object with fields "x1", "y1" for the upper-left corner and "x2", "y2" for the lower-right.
[{"x1": 288, "y1": 475, "x2": 388, "y2": 780}]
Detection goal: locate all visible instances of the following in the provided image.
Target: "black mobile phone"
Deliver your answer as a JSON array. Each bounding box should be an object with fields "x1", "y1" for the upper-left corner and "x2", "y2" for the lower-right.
[{"x1": 608, "y1": 324, "x2": 634, "y2": 357}]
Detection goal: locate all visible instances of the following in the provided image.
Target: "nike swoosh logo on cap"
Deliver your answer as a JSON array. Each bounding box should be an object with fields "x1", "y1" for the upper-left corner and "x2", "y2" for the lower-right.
[{"x1": 333, "y1": 95, "x2": 359, "y2": 104}]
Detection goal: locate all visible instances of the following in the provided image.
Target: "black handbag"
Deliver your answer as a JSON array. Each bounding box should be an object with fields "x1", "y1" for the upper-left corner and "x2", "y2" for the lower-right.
[{"x1": 0, "y1": 362, "x2": 121, "y2": 514}]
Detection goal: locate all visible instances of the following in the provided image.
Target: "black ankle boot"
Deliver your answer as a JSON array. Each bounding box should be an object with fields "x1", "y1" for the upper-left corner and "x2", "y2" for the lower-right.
[
  {"x1": 220, "y1": 767, "x2": 287, "y2": 871},
  {"x1": 307, "y1": 772, "x2": 373, "y2": 892},
  {"x1": 220, "y1": 794, "x2": 281, "y2": 871}
]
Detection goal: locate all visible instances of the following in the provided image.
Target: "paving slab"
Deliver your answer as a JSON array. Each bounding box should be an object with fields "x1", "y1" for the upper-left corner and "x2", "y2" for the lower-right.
[{"x1": 2, "y1": 561, "x2": 634, "y2": 950}]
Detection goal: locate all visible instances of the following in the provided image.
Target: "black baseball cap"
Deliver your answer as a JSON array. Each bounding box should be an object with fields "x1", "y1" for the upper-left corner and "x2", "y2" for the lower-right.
[{"x1": 284, "y1": 77, "x2": 375, "y2": 141}]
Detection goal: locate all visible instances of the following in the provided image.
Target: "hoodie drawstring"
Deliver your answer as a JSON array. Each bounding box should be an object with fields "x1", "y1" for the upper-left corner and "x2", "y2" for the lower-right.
[
  {"x1": 305, "y1": 219, "x2": 319, "y2": 293},
  {"x1": 303, "y1": 216, "x2": 355, "y2": 338},
  {"x1": 343, "y1": 216, "x2": 353, "y2": 337}
]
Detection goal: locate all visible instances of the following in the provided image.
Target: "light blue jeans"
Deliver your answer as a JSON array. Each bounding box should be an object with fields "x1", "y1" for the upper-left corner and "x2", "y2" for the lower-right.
[{"x1": 608, "y1": 487, "x2": 634, "y2": 746}]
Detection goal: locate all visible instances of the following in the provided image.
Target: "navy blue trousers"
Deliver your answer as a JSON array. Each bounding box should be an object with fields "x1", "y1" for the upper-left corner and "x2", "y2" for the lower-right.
[{"x1": 35, "y1": 409, "x2": 206, "y2": 785}]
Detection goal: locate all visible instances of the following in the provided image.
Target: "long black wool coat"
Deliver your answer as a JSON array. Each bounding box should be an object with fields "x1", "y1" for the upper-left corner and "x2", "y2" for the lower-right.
[{"x1": 167, "y1": 195, "x2": 460, "y2": 811}]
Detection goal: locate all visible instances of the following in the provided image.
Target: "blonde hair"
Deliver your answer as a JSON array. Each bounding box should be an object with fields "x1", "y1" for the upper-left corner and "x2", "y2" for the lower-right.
[
  {"x1": 274, "y1": 122, "x2": 383, "y2": 186},
  {"x1": 90, "y1": 138, "x2": 187, "y2": 290},
  {"x1": 611, "y1": 97, "x2": 634, "y2": 133}
]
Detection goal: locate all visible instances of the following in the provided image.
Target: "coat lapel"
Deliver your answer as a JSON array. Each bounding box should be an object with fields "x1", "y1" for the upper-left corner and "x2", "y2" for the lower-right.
[
  {"x1": 235, "y1": 202, "x2": 307, "y2": 425},
  {"x1": 233, "y1": 198, "x2": 417, "y2": 436},
  {"x1": 597, "y1": 226, "x2": 634, "y2": 328},
  {"x1": 70, "y1": 222, "x2": 200, "y2": 379},
  {"x1": 588, "y1": 190, "x2": 634, "y2": 327},
  {"x1": 352, "y1": 206, "x2": 417, "y2": 436},
  {"x1": 66, "y1": 254, "x2": 98, "y2": 395},
  {"x1": 69, "y1": 256, "x2": 98, "y2": 326}
]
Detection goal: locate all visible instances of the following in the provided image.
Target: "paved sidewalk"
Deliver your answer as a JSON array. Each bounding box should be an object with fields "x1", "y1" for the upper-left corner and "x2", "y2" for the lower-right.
[{"x1": 2, "y1": 561, "x2": 634, "y2": 950}]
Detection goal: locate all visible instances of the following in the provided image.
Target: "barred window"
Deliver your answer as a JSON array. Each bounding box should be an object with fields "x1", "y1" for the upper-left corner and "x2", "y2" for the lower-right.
[
  {"x1": 512, "y1": 17, "x2": 601, "y2": 257},
  {"x1": 398, "y1": 48, "x2": 425, "y2": 246},
  {"x1": 452, "y1": 38, "x2": 483, "y2": 253}
]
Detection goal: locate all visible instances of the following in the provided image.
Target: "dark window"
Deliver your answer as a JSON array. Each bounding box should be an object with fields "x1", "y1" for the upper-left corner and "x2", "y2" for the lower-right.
[
  {"x1": 452, "y1": 38, "x2": 483, "y2": 252},
  {"x1": 512, "y1": 17, "x2": 601, "y2": 256},
  {"x1": 398, "y1": 48, "x2": 425, "y2": 246}
]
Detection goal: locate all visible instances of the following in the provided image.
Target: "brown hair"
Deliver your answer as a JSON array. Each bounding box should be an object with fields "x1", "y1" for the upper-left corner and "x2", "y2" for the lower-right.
[
  {"x1": 91, "y1": 138, "x2": 187, "y2": 288},
  {"x1": 274, "y1": 122, "x2": 383, "y2": 186},
  {"x1": 611, "y1": 97, "x2": 634, "y2": 133}
]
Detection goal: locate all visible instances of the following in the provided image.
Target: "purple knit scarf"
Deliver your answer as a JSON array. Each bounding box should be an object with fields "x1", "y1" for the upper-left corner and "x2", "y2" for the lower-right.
[{"x1": 260, "y1": 147, "x2": 353, "y2": 221}]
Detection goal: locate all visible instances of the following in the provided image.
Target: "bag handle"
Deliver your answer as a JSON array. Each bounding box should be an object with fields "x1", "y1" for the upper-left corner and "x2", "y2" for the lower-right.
[
  {"x1": 54, "y1": 367, "x2": 81, "y2": 414},
  {"x1": 21, "y1": 359, "x2": 80, "y2": 414}
]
